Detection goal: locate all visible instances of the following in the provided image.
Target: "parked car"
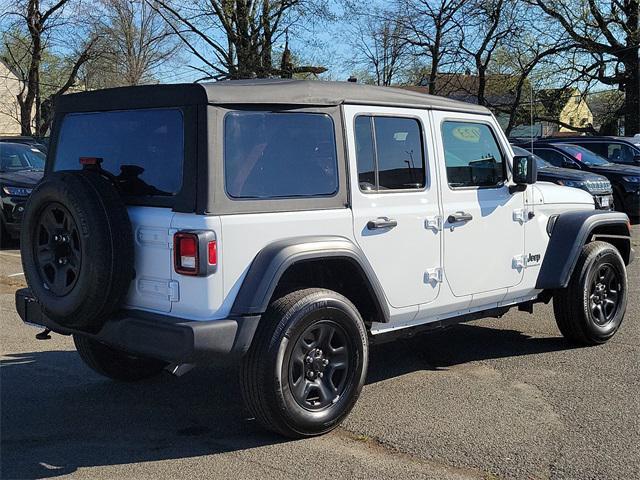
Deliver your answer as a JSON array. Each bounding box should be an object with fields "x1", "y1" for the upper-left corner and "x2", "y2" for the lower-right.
[
  {"x1": 537, "y1": 136, "x2": 640, "y2": 166},
  {"x1": 15, "y1": 81, "x2": 633, "y2": 438},
  {"x1": 0, "y1": 136, "x2": 49, "y2": 152},
  {"x1": 511, "y1": 145, "x2": 613, "y2": 210},
  {"x1": 515, "y1": 141, "x2": 640, "y2": 217},
  {"x1": 0, "y1": 142, "x2": 45, "y2": 247}
]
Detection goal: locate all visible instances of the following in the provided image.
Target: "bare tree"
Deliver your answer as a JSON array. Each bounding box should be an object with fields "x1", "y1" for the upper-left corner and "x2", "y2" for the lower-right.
[
  {"x1": 93, "y1": 0, "x2": 180, "y2": 86},
  {"x1": 149, "y1": 0, "x2": 325, "y2": 80},
  {"x1": 1, "y1": 0, "x2": 98, "y2": 135},
  {"x1": 345, "y1": 5, "x2": 409, "y2": 86},
  {"x1": 529, "y1": 0, "x2": 640, "y2": 134},
  {"x1": 456, "y1": 0, "x2": 517, "y2": 106},
  {"x1": 397, "y1": 0, "x2": 466, "y2": 94}
]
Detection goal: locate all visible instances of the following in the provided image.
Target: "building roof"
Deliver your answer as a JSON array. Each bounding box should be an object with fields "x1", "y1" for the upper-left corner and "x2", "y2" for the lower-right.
[{"x1": 56, "y1": 79, "x2": 490, "y2": 114}]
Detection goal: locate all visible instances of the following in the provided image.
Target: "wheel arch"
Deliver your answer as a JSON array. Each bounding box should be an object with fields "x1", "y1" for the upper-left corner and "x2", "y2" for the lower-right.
[
  {"x1": 230, "y1": 236, "x2": 390, "y2": 324},
  {"x1": 536, "y1": 210, "x2": 632, "y2": 290}
]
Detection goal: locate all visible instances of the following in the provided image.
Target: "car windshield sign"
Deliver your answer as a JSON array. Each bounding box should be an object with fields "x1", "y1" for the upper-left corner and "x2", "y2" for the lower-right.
[{"x1": 556, "y1": 144, "x2": 610, "y2": 166}]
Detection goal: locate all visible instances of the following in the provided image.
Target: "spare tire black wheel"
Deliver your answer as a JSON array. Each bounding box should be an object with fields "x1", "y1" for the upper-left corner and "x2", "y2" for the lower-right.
[{"x1": 21, "y1": 170, "x2": 134, "y2": 331}]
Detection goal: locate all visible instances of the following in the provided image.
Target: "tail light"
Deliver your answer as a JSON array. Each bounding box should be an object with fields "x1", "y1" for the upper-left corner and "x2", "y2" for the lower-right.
[{"x1": 173, "y1": 231, "x2": 217, "y2": 276}]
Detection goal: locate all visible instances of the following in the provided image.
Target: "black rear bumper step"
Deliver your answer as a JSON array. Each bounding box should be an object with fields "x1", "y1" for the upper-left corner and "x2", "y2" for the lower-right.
[{"x1": 15, "y1": 288, "x2": 260, "y2": 364}]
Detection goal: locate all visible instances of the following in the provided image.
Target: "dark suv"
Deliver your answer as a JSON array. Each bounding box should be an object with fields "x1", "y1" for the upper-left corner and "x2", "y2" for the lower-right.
[
  {"x1": 0, "y1": 142, "x2": 45, "y2": 246},
  {"x1": 516, "y1": 142, "x2": 640, "y2": 217},
  {"x1": 537, "y1": 136, "x2": 640, "y2": 166},
  {"x1": 512, "y1": 146, "x2": 613, "y2": 210}
]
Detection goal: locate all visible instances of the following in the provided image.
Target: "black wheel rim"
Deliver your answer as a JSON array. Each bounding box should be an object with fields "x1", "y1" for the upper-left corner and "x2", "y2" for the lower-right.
[
  {"x1": 589, "y1": 263, "x2": 621, "y2": 326},
  {"x1": 33, "y1": 202, "x2": 82, "y2": 296},
  {"x1": 288, "y1": 320, "x2": 352, "y2": 411}
]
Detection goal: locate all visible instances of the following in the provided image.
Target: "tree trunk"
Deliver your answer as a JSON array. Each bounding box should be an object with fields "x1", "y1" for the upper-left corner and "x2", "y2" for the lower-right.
[
  {"x1": 476, "y1": 61, "x2": 486, "y2": 106},
  {"x1": 623, "y1": 52, "x2": 640, "y2": 134}
]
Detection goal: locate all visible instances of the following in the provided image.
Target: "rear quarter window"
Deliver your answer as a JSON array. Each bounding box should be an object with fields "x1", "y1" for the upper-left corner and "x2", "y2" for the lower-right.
[
  {"x1": 54, "y1": 108, "x2": 184, "y2": 196},
  {"x1": 224, "y1": 111, "x2": 338, "y2": 199}
]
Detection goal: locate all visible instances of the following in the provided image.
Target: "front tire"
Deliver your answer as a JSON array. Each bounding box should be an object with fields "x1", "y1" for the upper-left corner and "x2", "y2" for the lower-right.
[
  {"x1": 553, "y1": 241, "x2": 627, "y2": 345},
  {"x1": 73, "y1": 335, "x2": 166, "y2": 381},
  {"x1": 240, "y1": 288, "x2": 368, "y2": 438}
]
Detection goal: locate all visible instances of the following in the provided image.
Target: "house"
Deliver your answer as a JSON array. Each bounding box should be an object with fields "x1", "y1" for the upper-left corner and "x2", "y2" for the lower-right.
[{"x1": 0, "y1": 59, "x2": 24, "y2": 135}]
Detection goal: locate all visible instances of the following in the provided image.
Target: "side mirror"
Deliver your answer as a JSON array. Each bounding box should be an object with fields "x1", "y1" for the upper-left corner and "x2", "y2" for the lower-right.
[
  {"x1": 512, "y1": 154, "x2": 537, "y2": 185},
  {"x1": 633, "y1": 154, "x2": 640, "y2": 165}
]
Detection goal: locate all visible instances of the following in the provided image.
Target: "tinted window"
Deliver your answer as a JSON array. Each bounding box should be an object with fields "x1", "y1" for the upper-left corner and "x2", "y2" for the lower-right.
[
  {"x1": 512, "y1": 146, "x2": 548, "y2": 169},
  {"x1": 442, "y1": 122, "x2": 504, "y2": 187},
  {"x1": 606, "y1": 143, "x2": 636, "y2": 164},
  {"x1": 55, "y1": 109, "x2": 183, "y2": 195},
  {"x1": 534, "y1": 148, "x2": 565, "y2": 167},
  {"x1": 355, "y1": 116, "x2": 376, "y2": 190},
  {"x1": 555, "y1": 144, "x2": 610, "y2": 166},
  {"x1": 355, "y1": 116, "x2": 425, "y2": 192},
  {"x1": 224, "y1": 112, "x2": 338, "y2": 199},
  {"x1": 0, "y1": 143, "x2": 45, "y2": 172}
]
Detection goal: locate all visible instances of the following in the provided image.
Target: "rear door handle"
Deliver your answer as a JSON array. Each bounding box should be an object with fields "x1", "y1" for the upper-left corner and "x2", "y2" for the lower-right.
[
  {"x1": 367, "y1": 217, "x2": 398, "y2": 230},
  {"x1": 447, "y1": 212, "x2": 473, "y2": 223}
]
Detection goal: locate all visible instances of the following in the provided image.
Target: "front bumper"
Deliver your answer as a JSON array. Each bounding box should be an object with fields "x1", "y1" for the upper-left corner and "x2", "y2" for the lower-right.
[
  {"x1": 594, "y1": 193, "x2": 614, "y2": 210},
  {"x1": 15, "y1": 288, "x2": 260, "y2": 364}
]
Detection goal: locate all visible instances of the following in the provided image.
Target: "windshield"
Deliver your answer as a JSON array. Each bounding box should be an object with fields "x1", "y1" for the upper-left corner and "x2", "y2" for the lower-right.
[
  {"x1": 555, "y1": 144, "x2": 611, "y2": 166},
  {"x1": 0, "y1": 143, "x2": 46, "y2": 172},
  {"x1": 512, "y1": 145, "x2": 549, "y2": 169}
]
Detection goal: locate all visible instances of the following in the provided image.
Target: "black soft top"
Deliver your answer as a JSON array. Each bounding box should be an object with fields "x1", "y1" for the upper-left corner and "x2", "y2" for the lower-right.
[{"x1": 56, "y1": 79, "x2": 490, "y2": 114}]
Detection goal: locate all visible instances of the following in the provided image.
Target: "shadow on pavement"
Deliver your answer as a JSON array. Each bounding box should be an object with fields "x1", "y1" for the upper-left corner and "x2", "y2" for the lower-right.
[
  {"x1": 366, "y1": 323, "x2": 574, "y2": 384},
  {"x1": 1, "y1": 323, "x2": 573, "y2": 479}
]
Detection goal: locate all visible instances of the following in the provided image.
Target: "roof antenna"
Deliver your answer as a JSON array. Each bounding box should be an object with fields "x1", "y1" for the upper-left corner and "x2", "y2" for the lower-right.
[{"x1": 347, "y1": 76, "x2": 358, "y2": 83}]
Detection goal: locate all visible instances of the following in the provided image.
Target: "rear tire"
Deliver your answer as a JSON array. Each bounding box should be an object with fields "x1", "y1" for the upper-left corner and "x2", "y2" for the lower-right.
[
  {"x1": 240, "y1": 288, "x2": 368, "y2": 438},
  {"x1": 553, "y1": 241, "x2": 627, "y2": 345},
  {"x1": 73, "y1": 335, "x2": 166, "y2": 381}
]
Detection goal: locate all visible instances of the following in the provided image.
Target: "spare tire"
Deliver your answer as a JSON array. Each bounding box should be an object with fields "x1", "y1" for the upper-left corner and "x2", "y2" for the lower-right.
[{"x1": 21, "y1": 170, "x2": 134, "y2": 331}]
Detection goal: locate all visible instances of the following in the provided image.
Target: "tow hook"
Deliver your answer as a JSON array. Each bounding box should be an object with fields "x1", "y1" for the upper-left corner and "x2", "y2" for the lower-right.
[{"x1": 35, "y1": 328, "x2": 51, "y2": 340}]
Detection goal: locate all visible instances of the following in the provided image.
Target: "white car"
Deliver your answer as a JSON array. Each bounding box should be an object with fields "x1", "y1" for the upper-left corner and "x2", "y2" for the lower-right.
[{"x1": 16, "y1": 80, "x2": 634, "y2": 438}]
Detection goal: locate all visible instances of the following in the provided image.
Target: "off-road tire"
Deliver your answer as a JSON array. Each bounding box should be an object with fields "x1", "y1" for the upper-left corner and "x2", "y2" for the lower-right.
[
  {"x1": 240, "y1": 288, "x2": 368, "y2": 438},
  {"x1": 21, "y1": 170, "x2": 134, "y2": 331},
  {"x1": 553, "y1": 241, "x2": 627, "y2": 345},
  {"x1": 73, "y1": 335, "x2": 166, "y2": 381}
]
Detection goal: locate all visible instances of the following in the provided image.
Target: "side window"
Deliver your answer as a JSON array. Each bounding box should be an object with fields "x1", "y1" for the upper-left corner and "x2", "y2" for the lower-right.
[
  {"x1": 534, "y1": 148, "x2": 564, "y2": 167},
  {"x1": 579, "y1": 142, "x2": 606, "y2": 158},
  {"x1": 354, "y1": 115, "x2": 426, "y2": 192},
  {"x1": 441, "y1": 121, "x2": 504, "y2": 188},
  {"x1": 606, "y1": 143, "x2": 634, "y2": 163},
  {"x1": 224, "y1": 111, "x2": 338, "y2": 199}
]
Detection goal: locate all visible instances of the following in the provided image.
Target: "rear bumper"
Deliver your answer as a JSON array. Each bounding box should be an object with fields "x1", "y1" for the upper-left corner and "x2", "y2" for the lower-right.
[{"x1": 15, "y1": 288, "x2": 260, "y2": 364}]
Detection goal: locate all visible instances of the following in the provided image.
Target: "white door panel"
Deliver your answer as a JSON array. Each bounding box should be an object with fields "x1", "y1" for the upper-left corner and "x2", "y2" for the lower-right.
[
  {"x1": 344, "y1": 105, "x2": 442, "y2": 309},
  {"x1": 431, "y1": 111, "x2": 525, "y2": 301},
  {"x1": 124, "y1": 206, "x2": 175, "y2": 312}
]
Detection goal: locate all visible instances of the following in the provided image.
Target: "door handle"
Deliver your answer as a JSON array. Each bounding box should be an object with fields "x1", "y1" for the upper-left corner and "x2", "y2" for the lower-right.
[
  {"x1": 447, "y1": 212, "x2": 473, "y2": 224},
  {"x1": 367, "y1": 217, "x2": 398, "y2": 230}
]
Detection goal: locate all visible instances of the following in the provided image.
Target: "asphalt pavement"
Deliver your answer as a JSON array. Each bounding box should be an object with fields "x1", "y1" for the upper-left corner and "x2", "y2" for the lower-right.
[{"x1": 1, "y1": 227, "x2": 639, "y2": 480}]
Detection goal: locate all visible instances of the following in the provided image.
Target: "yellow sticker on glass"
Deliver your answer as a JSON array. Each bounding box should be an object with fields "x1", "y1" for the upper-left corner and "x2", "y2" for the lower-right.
[{"x1": 452, "y1": 126, "x2": 480, "y2": 142}]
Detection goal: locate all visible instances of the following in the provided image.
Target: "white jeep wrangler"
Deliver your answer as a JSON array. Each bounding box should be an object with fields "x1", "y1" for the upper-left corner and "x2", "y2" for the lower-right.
[{"x1": 16, "y1": 80, "x2": 633, "y2": 438}]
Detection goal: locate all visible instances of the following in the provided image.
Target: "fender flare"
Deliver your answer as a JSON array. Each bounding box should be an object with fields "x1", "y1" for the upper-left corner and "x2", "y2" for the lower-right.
[
  {"x1": 536, "y1": 210, "x2": 632, "y2": 289},
  {"x1": 230, "y1": 236, "x2": 390, "y2": 321}
]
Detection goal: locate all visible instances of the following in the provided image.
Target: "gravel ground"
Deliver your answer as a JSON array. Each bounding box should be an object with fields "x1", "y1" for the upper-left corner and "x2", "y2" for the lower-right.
[{"x1": 1, "y1": 225, "x2": 638, "y2": 480}]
